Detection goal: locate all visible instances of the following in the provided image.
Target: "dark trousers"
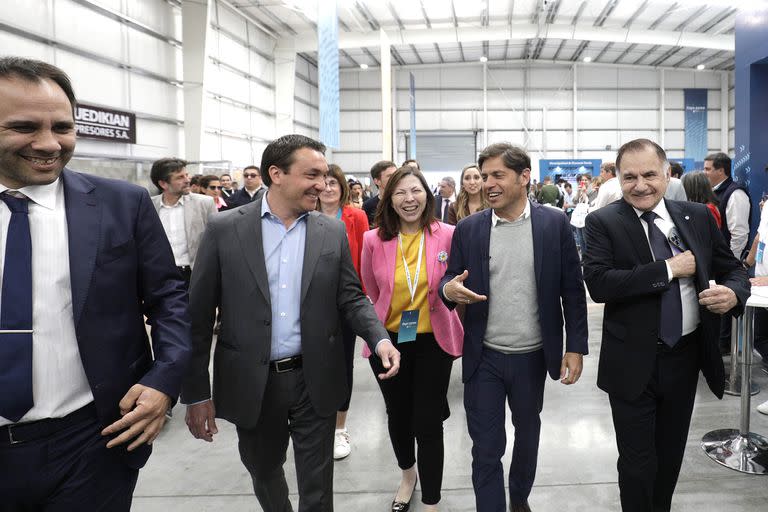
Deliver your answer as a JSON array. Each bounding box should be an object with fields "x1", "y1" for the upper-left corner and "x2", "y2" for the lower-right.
[
  {"x1": 0, "y1": 405, "x2": 139, "y2": 511},
  {"x1": 754, "y1": 308, "x2": 768, "y2": 363},
  {"x1": 339, "y1": 323, "x2": 357, "y2": 412},
  {"x1": 368, "y1": 331, "x2": 454, "y2": 505},
  {"x1": 236, "y1": 369, "x2": 335, "y2": 512},
  {"x1": 608, "y1": 333, "x2": 700, "y2": 512},
  {"x1": 464, "y1": 348, "x2": 547, "y2": 511}
]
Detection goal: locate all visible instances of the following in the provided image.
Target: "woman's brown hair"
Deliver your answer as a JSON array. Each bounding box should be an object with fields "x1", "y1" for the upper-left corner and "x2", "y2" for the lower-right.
[
  {"x1": 454, "y1": 164, "x2": 489, "y2": 221},
  {"x1": 375, "y1": 167, "x2": 436, "y2": 241},
  {"x1": 316, "y1": 163, "x2": 350, "y2": 211}
]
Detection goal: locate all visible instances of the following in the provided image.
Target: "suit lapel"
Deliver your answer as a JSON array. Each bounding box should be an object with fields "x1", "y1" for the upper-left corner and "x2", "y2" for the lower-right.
[
  {"x1": 63, "y1": 170, "x2": 99, "y2": 326},
  {"x1": 301, "y1": 212, "x2": 324, "y2": 304},
  {"x1": 479, "y1": 209, "x2": 492, "y2": 294},
  {"x1": 666, "y1": 200, "x2": 707, "y2": 290},
  {"x1": 384, "y1": 235, "x2": 398, "y2": 294},
  {"x1": 235, "y1": 200, "x2": 271, "y2": 304},
  {"x1": 425, "y1": 222, "x2": 437, "y2": 288},
  {"x1": 617, "y1": 199, "x2": 654, "y2": 263},
  {"x1": 529, "y1": 202, "x2": 544, "y2": 290}
]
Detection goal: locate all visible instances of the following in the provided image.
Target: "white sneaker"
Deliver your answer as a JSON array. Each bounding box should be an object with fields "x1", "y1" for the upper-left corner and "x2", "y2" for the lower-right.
[
  {"x1": 333, "y1": 429, "x2": 351, "y2": 460},
  {"x1": 758, "y1": 400, "x2": 768, "y2": 415}
]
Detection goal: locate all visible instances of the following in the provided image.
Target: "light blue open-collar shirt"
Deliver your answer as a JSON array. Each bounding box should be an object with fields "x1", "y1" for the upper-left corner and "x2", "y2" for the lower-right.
[{"x1": 261, "y1": 194, "x2": 307, "y2": 361}]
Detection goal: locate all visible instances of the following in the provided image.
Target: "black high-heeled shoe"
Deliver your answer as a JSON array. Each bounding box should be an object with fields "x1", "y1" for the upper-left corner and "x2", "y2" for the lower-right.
[{"x1": 390, "y1": 477, "x2": 418, "y2": 512}]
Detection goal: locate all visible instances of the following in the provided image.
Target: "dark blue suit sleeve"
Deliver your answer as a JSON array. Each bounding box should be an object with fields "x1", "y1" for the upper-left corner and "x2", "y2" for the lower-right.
[
  {"x1": 558, "y1": 213, "x2": 589, "y2": 354},
  {"x1": 135, "y1": 189, "x2": 191, "y2": 400}
]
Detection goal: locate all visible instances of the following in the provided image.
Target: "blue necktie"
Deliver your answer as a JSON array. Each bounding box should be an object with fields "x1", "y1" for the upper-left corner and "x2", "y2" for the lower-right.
[
  {"x1": 641, "y1": 211, "x2": 682, "y2": 347},
  {"x1": 0, "y1": 192, "x2": 33, "y2": 422}
]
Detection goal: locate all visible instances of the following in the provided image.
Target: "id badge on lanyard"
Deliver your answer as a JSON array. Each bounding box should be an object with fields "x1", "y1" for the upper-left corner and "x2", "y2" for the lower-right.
[{"x1": 397, "y1": 232, "x2": 424, "y2": 343}]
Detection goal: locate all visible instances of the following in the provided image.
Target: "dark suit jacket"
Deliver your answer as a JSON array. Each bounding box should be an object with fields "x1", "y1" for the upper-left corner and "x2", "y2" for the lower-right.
[
  {"x1": 363, "y1": 195, "x2": 380, "y2": 227},
  {"x1": 582, "y1": 199, "x2": 750, "y2": 401},
  {"x1": 439, "y1": 202, "x2": 589, "y2": 382},
  {"x1": 62, "y1": 169, "x2": 191, "y2": 468},
  {"x1": 227, "y1": 186, "x2": 265, "y2": 209},
  {"x1": 182, "y1": 197, "x2": 388, "y2": 428}
]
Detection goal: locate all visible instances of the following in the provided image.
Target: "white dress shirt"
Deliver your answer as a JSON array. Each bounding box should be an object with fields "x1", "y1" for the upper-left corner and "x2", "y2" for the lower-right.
[
  {"x1": 633, "y1": 200, "x2": 699, "y2": 336},
  {"x1": 593, "y1": 177, "x2": 623, "y2": 210},
  {"x1": 0, "y1": 179, "x2": 93, "y2": 426},
  {"x1": 158, "y1": 195, "x2": 191, "y2": 267},
  {"x1": 713, "y1": 179, "x2": 750, "y2": 258}
]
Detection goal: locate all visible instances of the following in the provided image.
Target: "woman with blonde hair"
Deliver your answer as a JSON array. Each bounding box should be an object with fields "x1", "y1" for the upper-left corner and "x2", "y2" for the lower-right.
[{"x1": 446, "y1": 164, "x2": 488, "y2": 225}]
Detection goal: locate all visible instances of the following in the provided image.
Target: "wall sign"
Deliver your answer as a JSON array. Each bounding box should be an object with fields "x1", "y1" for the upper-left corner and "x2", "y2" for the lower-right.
[{"x1": 75, "y1": 103, "x2": 136, "y2": 143}]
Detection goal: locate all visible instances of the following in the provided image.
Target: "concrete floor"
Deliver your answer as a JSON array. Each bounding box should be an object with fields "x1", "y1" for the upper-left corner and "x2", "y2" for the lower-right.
[{"x1": 133, "y1": 300, "x2": 768, "y2": 511}]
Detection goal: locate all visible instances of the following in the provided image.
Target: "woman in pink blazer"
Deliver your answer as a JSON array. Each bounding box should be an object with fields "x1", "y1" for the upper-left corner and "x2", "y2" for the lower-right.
[{"x1": 361, "y1": 167, "x2": 463, "y2": 512}]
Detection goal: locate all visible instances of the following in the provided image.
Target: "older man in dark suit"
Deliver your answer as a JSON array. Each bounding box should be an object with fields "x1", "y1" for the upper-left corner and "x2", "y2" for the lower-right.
[
  {"x1": 583, "y1": 138, "x2": 749, "y2": 512},
  {"x1": 183, "y1": 134, "x2": 401, "y2": 511},
  {"x1": 0, "y1": 57, "x2": 190, "y2": 510}
]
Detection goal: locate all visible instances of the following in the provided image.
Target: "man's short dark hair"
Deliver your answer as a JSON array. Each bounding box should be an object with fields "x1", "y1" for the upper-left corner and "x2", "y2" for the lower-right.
[
  {"x1": 260, "y1": 134, "x2": 326, "y2": 187},
  {"x1": 705, "y1": 152, "x2": 732, "y2": 177},
  {"x1": 477, "y1": 142, "x2": 531, "y2": 192},
  {"x1": 669, "y1": 161, "x2": 684, "y2": 178},
  {"x1": 243, "y1": 165, "x2": 260, "y2": 174},
  {"x1": 220, "y1": 173, "x2": 231, "y2": 179},
  {"x1": 0, "y1": 57, "x2": 77, "y2": 113},
  {"x1": 150, "y1": 158, "x2": 188, "y2": 192},
  {"x1": 190, "y1": 175, "x2": 201, "y2": 186},
  {"x1": 402, "y1": 159, "x2": 420, "y2": 170},
  {"x1": 370, "y1": 160, "x2": 397, "y2": 181},
  {"x1": 616, "y1": 139, "x2": 668, "y2": 174}
]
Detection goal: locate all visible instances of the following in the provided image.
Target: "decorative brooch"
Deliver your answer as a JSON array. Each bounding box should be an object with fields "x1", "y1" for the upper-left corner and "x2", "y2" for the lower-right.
[{"x1": 437, "y1": 251, "x2": 448, "y2": 263}]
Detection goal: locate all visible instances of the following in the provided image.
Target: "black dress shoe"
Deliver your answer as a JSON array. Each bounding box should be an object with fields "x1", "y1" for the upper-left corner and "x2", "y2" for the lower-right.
[
  {"x1": 391, "y1": 477, "x2": 417, "y2": 512},
  {"x1": 510, "y1": 501, "x2": 532, "y2": 512}
]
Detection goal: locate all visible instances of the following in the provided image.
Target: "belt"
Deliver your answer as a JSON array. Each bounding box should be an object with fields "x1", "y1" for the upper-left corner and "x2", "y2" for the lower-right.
[
  {"x1": 269, "y1": 355, "x2": 303, "y2": 373},
  {"x1": 1, "y1": 402, "x2": 97, "y2": 446}
]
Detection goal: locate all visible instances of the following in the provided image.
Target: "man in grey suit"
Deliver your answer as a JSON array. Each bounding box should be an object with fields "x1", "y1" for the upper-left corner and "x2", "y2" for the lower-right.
[
  {"x1": 150, "y1": 158, "x2": 217, "y2": 285},
  {"x1": 182, "y1": 134, "x2": 401, "y2": 511}
]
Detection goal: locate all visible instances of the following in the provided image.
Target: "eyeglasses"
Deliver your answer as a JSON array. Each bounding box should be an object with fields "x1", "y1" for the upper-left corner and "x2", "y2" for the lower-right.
[
  {"x1": 207, "y1": 186, "x2": 222, "y2": 190},
  {"x1": 243, "y1": 173, "x2": 259, "y2": 178}
]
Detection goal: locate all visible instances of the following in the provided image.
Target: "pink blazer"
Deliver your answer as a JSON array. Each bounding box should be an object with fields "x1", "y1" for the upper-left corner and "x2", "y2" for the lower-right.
[{"x1": 360, "y1": 221, "x2": 464, "y2": 358}]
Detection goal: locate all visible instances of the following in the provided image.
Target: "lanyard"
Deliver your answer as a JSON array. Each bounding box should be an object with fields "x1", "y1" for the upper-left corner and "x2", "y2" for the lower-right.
[
  {"x1": 336, "y1": 208, "x2": 342, "y2": 220},
  {"x1": 398, "y1": 231, "x2": 425, "y2": 305}
]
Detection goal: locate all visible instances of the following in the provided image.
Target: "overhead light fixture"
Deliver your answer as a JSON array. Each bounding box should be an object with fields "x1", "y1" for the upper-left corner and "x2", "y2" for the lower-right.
[
  {"x1": 583, "y1": 56, "x2": 592, "y2": 63},
  {"x1": 360, "y1": 63, "x2": 369, "y2": 70},
  {"x1": 480, "y1": 56, "x2": 488, "y2": 63},
  {"x1": 697, "y1": 64, "x2": 706, "y2": 70}
]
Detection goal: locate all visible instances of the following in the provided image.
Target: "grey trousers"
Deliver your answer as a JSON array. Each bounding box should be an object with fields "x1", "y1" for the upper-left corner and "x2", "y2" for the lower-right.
[{"x1": 236, "y1": 368, "x2": 336, "y2": 512}]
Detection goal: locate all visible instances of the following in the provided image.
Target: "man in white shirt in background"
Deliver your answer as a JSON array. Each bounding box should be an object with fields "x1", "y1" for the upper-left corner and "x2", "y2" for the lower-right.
[
  {"x1": 664, "y1": 162, "x2": 688, "y2": 201},
  {"x1": 704, "y1": 152, "x2": 753, "y2": 354},
  {"x1": 592, "y1": 162, "x2": 622, "y2": 210},
  {"x1": 150, "y1": 158, "x2": 217, "y2": 287},
  {"x1": 435, "y1": 176, "x2": 456, "y2": 222}
]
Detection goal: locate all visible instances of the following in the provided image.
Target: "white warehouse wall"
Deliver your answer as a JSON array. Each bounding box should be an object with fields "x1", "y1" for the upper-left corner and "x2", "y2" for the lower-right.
[{"x1": 334, "y1": 62, "x2": 734, "y2": 179}]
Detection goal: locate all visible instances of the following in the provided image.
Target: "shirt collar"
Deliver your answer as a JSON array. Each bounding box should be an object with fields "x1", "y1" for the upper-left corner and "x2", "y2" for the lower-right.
[
  {"x1": 632, "y1": 198, "x2": 670, "y2": 223},
  {"x1": 491, "y1": 199, "x2": 531, "y2": 226},
  {"x1": 712, "y1": 178, "x2": 727, "y2": 190},
  {"x1": 261, "y1": 191, "x2": 309, "y2": 223},
  {"x1": 0, "y1": 178, "x2": 60, "y2": 210},
  {"x1": 160, "y1": 194, "x2": 185, "y2": 208}
]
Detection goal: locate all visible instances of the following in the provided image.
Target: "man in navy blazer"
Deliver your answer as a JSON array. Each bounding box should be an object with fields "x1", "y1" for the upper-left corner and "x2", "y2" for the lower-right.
[
  {"x1": 440, "y1": 143, "x2": 588, "y2": 512},
  {"x1": 0, "y1": 57, "x2": 190, "y2": 510}
]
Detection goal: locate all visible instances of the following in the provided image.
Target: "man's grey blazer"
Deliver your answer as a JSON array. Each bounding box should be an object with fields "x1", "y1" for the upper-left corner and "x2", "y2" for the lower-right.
[
  {"x1": 181, "y1": 197, "x2": 388, "y2": 428},
  {"x1": 151, "y1": 193, "x2": 217, "y2": 269}
]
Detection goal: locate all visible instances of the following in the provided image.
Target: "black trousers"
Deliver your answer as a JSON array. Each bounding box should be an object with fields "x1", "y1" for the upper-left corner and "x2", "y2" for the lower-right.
[
  {"x1": 368, "y1": 331, "x2": 454, "y2": 505},
  {"x1": 608, "y1": 332, "x2": 700, "y2": 512},
  {"x1": 236, "y1": 368, "x2": 335, "y2": 512},
  {"x1": 0, "y1": 404, "x2": 139, "y2": 511},
  {"x1": 338, "y1": 323, "x2": 357, "y2": 412}
]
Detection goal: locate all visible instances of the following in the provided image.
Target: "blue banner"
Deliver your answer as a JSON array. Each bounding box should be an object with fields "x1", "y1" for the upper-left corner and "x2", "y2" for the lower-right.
[
  {"x1": 409, "y1": 73, "x2": 416, "y2": 159},
  {"x1": 539, "y1": 159, "x2": 602, "y2": 184},
  {"x1": 684, "y1": 89, "x2": 707, "y2": 162},
  {"x1": 318, "y1": 0, "x2": 339, "y2": 149}
]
